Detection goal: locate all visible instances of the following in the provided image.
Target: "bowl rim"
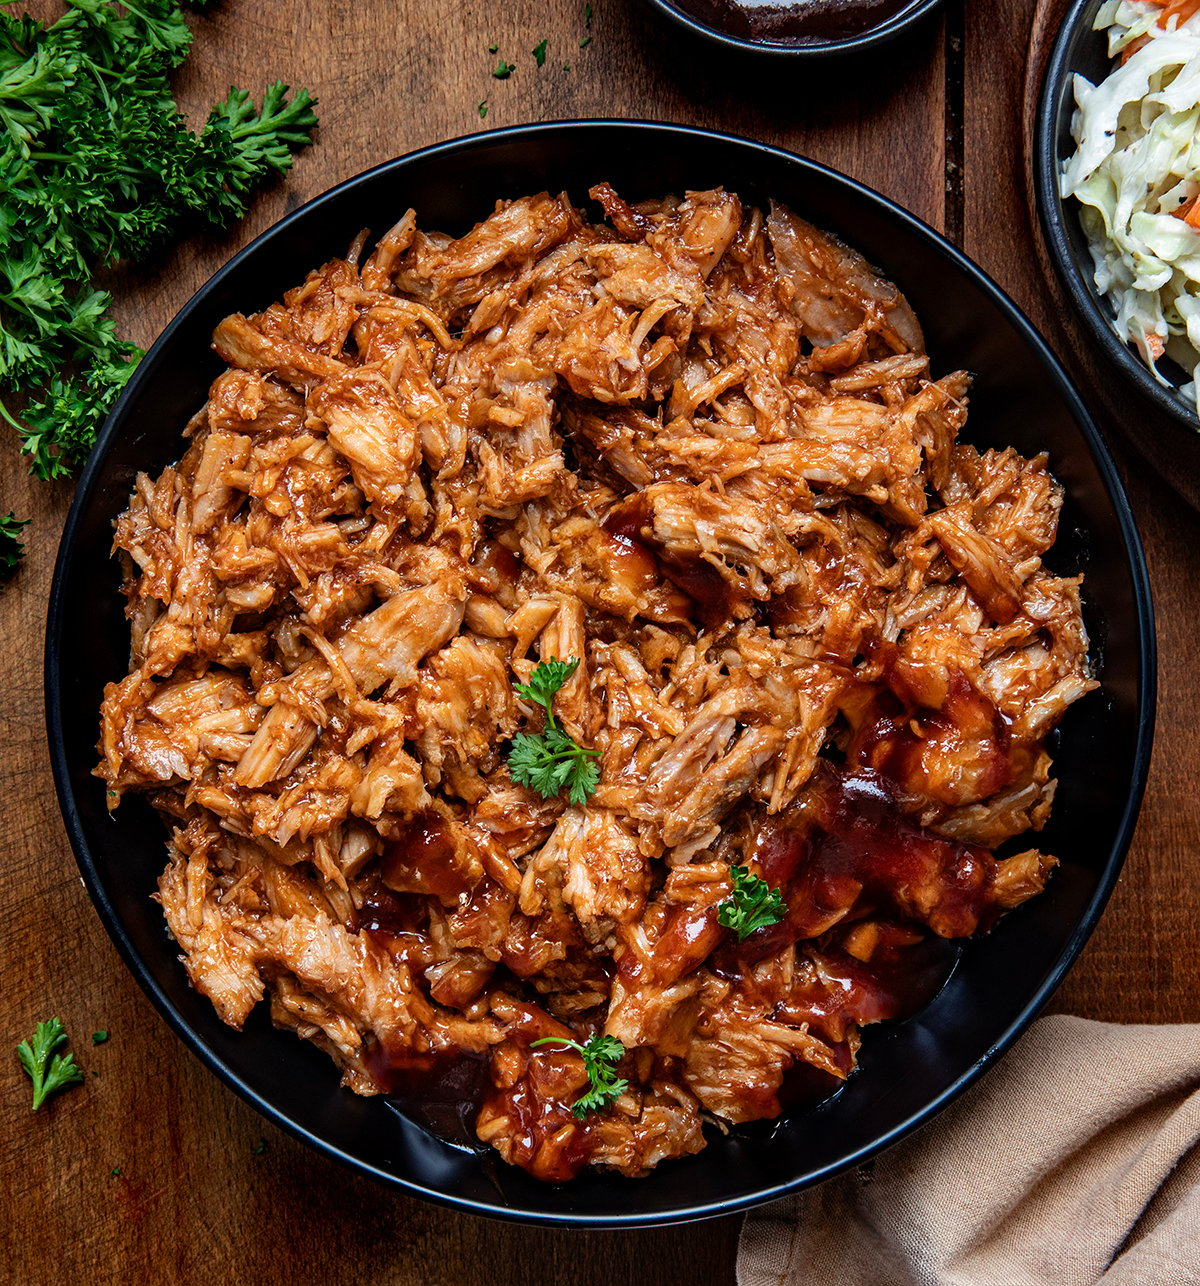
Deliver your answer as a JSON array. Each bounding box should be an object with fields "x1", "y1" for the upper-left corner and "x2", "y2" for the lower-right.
[
  {"x1": 639, "y1": 0, "x2": 944, "y2": 57},
  {"x1": 45, "y1": 118, "x2": 1157, "y2": 1227},
  {"x1": 1033, "y1": 0, "x2": 1199, "y2": 432}
]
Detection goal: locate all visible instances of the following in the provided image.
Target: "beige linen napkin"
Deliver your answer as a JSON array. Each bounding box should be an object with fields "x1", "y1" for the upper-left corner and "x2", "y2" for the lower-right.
[{"x1": 738, "y1": 1016, "x2": 1200, "y2": 1286}]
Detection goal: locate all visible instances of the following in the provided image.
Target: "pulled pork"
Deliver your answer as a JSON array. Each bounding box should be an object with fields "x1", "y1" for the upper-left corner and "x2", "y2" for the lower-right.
[{"x1": 99, "y1": 185, "x2": 1096, "y2": 1181}]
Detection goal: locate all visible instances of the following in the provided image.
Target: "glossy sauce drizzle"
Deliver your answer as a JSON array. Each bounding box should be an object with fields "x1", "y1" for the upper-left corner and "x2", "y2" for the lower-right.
[
  {"x1": 746, "y1": 767, "x2": 997, "y2": 953},
  {"x1": 603, "y1": 498, "x2": 738, "y2": 628},
  {"x1": 379, "y1": 812, "x2": 471, "y2": 901},
  {"x1": 365, "y1": 1044, "x2": 491, "y2": 1147}
]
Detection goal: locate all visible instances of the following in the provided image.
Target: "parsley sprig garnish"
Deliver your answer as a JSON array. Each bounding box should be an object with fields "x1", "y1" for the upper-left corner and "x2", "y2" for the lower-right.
[
  {"x1": 0, "y1": 511, "x2": 30, "y2": 580},
  {"x1": 0, "y1": 1, "x2": 317, "y2": 480},
  {"x1": 717, "y1": 864, "x2": 787, "y2": 941},
  {"x1": 530, "y1": 1033, "x2": 628, "y2": 1118},
  {"x1": 17, "y1": 1017, "x2": 84, "y2": 1110},
  {"x1": 507, "y1": 658, "x2": 601, "y2": 806}
]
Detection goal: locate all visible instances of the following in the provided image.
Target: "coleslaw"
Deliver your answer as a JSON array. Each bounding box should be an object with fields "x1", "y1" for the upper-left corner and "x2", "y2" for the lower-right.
[{"x1": 1061, "y1": 0, "x2": 1200, "y2": 418}]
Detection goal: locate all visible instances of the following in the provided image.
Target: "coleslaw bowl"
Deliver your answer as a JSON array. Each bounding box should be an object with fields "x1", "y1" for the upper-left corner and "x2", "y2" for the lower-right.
[{"x1": 1035, "y1": 0, "x2": 1200, "y2": 503}]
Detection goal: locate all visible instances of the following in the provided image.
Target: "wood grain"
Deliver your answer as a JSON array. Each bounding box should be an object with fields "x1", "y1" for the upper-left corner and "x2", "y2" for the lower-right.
[{"x1": 5, "y1": 0, "x2": 1193, "y2": 1282}]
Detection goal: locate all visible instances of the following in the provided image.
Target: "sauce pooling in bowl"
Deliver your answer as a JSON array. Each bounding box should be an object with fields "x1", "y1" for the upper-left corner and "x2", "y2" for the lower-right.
[{"x1": 666, "y1": 0, "x2": 924, "y2": 44}]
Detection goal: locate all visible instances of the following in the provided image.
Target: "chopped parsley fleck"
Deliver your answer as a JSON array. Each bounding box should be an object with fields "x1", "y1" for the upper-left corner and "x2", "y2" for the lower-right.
[
  {"x1": 91, "y1": 1030, "x2": 109, "y2": 1045},
  {"x1": 579, "y1": 35, "x2": 592, "y2": 48},
  {"x1": 493, "y1": 58, "x2": 516, "y2": 79},
  {"x1": 532, "y1": 39, "x2": 548, "y2": 66},
  {"x1": 477, "y1": 100, "x2": 488, "y2": 118}
]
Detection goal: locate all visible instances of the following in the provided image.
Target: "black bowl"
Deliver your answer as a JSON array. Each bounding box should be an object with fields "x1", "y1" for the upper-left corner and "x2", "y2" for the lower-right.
[
  {"x1": 1036, "y1": 4, "x2": 1200, "y2": 457},
  {"x1": 47, "y1": 121, "x2": 1154, "y2": 1227},
  {"x1": 641, "y1": 0, "x2": 943, "y2": 56}
]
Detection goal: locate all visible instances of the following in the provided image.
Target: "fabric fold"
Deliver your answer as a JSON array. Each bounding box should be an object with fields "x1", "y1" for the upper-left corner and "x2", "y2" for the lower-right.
[{"x1": 737, "y1": 1016, "x2": 1200, "y2": 1286}]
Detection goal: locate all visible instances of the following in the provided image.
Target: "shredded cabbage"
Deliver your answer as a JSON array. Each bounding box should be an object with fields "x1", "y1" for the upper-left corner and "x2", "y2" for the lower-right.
[{"x1": 1060, "y1": 0, "x2": 1200, "y2": 419}]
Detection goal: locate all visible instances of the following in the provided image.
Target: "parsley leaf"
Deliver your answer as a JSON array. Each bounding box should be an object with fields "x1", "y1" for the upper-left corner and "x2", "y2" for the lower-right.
[
  {"x1": 717, "y1": 864, "x2": 787, "y2": 941},
  {"x1": 477, "y1": 99, "x2": 488, "y2": 118},
  {"x1": 508, "y1": 725, "x2": 601, "y2": 806},
  {"x1": 16, "y1": 1017, "x2": 84, "y2": 1110},
  {"x1": 507, "y1": 658, "x2": 600, "y2": 805},
  {"x1": 532, "y1": 39, "x2": 548, "y2": 66},
  {"x1": 493, "y1": 57, "x2": 515, "y2": 78},
  {"x1": 513, "y1": 656, "x2": 579, "y2": 718},
  {"x1": 530, "y1": 1033, "x2": 628, "y2": 1118},
  {"x1": 202, "y1": 82, "x2": 318, "y2": 200},
  {"x1": 579, "y1": 35, "x2": 592, "y2": 48},
  {"x1": 0, "y1": 511, "x2": 29, "y2": 580}
]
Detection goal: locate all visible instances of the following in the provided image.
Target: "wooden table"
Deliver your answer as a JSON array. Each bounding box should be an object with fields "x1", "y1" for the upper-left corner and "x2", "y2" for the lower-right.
[{"x1": 4, "y1": 0, "x2": 1199, "y2": 1280}]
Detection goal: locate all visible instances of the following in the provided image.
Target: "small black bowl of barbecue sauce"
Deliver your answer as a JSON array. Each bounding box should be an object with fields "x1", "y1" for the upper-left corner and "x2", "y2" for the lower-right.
[{"x1": 642, "y1": 0, "x2": 943, "y2": 55}]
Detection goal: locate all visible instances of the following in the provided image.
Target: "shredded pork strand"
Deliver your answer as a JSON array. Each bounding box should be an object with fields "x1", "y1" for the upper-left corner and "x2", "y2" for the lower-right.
[{"x1": 99, "y1": 186, "x2": 1097, "y2": 1182}]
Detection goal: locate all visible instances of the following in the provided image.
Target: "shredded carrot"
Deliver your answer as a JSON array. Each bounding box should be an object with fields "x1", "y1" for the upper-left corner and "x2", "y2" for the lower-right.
[
  {"x1": 1172, "y1": 195, "x2": 1200, "y2": 228},
  {"x1": 1121, "y1": 33, "x2": 1151, "y2": 61},
  {"x1": 1148, "y1": 0, "x2": 1200, "y2": 28}
]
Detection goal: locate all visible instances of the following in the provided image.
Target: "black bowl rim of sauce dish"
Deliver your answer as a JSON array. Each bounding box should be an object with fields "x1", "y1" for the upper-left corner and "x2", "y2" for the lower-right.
[
  {"x1": 46, "y1": 120, "x2": 1155, "y2": 1228},
  {"x1": 641, "y1": 0, "x2": 944, "y2": 57},
  {"x1": 1035, "y1": 0, "x2": 1199, "y2": 433}
]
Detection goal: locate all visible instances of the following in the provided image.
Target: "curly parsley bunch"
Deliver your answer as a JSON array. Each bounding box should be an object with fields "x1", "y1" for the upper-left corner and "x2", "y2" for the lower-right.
[{"x1": 0, "y1": 0, "x2": 318, "y2": 486}]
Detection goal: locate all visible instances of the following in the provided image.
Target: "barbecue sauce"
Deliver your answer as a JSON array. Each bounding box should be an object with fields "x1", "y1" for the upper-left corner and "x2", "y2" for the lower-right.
[
  {"x1": 602, "y1": 498, "x2": 738, "y2": 628},
  {"x1": 353, "y1": 884, "x2": 425, "y2": 939},
  {"x1": 747, "y1": 767, "x2": 997, "y2": 953},
  {"x1": 365, "y1": 770, "x2": 987, "y2": 1161},
  {"x1": 667, "y1": 0, "x2": 922, "y2": 44},
  {"x1": 379, "y1": 812, "x2": 471, "y2": 901},
  {"x1": 489, "y1": 1067, "x2": 595, "y2": 1182},
  {"x1": 712, "y1": 767, "x2": 976, "y2": 1038},
  {"x1": 599, "y1": 509, "x2": 663, "y2": 594},
  {"x1": 365, "y1": 1043, "x2": 490, "y2": 1148},
  {"x1": 848, "y1": 664, "x2": 1017, "y2": 808},
  {"x1": 478, "y1": 1006, "x2": 598, "y2": 1182}
]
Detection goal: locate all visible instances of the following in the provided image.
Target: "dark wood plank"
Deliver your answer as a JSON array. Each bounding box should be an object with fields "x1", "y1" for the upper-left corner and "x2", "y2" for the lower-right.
[{"x1": 1, "y1": 2, "x2": 950, "y2": 1281}]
